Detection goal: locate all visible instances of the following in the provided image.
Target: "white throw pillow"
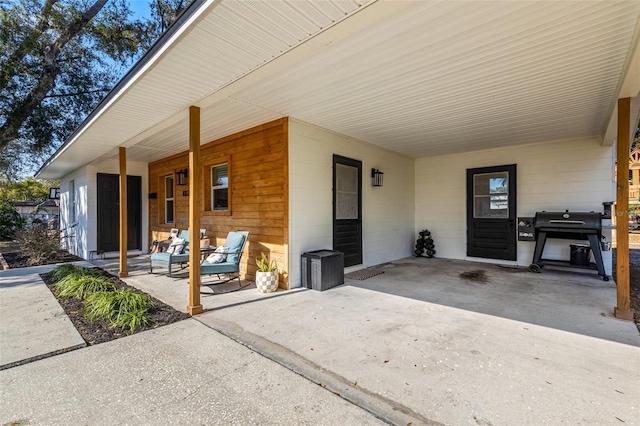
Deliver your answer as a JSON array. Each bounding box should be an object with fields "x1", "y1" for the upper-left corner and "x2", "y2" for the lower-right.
[
  {"x1": 166, "y1": 237, "x2": 185, "y2": 254},
  {"x1": 206, "y1": 246, "x2": 229, "y2": 263}
]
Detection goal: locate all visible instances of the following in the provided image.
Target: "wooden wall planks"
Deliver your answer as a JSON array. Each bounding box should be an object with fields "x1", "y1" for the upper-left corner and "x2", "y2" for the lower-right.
[{"x1": 148, "y1": 118, "x2": 289, "y2": 287}]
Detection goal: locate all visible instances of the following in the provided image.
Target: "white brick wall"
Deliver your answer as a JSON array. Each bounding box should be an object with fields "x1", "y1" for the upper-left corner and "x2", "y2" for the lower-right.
[{"x1": 288, "y1": 119, "x2": 415, "y2": 287}]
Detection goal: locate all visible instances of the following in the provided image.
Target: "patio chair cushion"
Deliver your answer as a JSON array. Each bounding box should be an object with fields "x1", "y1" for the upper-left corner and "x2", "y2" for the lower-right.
[
  {"x1": 206, "y1": 246, "x2": 229, "y2": 263},
  {"x1": 225, "y1": 232, "x2": 246, "y2": 264},
  {"x1": 166, "y1": 237, "x2": 185, "y2": 254},
  {"x1": 150, "y1": 251, "x2": 190, "y2": 263},
  {"x1": 201, "y1": 260, "x2": 239, "y2": 275}
]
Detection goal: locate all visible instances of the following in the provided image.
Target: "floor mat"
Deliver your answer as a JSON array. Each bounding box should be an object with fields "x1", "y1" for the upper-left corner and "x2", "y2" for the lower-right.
[{"x1": 344, "y1": 269, "x2": 384, "y2": 280}]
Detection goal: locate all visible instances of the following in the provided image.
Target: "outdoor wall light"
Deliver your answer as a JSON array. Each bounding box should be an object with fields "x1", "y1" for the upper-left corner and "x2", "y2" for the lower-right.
[
  {"x1": 48, "y1": 187, "x2": 60, "y2": 199},
  {"x1": 176, "y1": 169, "x2": 188, "y2": 186},
  {"x1": 371, "y1": 168, "x2": 384, "y2": 187}
]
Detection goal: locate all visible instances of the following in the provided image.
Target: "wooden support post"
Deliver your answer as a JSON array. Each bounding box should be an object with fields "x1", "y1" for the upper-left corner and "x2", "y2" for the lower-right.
[
  {"x1": 118, "y1": 147, "x2": 128, "y2": 278},
  {"x1": 187, "y1": 106, "x2": 203, "y2": 315},
  {"x1": 615, "y1": 97, "x2": 633, "y2": 321}
]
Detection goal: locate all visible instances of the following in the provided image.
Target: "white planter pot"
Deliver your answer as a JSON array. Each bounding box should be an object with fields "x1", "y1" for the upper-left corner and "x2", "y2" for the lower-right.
[{"x1": 255, "y1": 270, "x2": 278, "y2": 293}]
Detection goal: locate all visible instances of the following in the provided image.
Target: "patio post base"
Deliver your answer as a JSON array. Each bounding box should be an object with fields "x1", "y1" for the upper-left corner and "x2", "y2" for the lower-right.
[
  {"x1": 187, "y1": 304, "x2": 203, "y2": 315},
  {"x1": 614, "y1": 307, "x2": 634, "y2": 321}
]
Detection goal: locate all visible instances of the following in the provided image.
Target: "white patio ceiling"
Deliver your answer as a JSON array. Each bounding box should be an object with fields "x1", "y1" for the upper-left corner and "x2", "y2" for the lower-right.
[{"x1": 38, "y1": 0, "x2": 640, "y2": 179}]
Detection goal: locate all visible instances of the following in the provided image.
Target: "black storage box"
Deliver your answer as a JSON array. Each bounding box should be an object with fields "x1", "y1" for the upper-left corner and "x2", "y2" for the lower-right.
[
  {"x1": 301, "y1": 250, "x2": 344, "y2": 291},
  {"x1": 570, "y1": 243, "x2": 591, "y2": 266}
]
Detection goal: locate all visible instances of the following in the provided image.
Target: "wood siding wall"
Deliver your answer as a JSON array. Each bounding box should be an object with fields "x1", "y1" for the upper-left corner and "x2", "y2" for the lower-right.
[{"x1": 148, "y1": 118, "x2": 289, "y2": 287}]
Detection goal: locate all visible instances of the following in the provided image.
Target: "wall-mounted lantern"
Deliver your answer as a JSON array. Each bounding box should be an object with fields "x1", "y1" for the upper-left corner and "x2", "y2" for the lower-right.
[
  {"x1": 48, "y1": 187, "x2": 60, "y2": 199},
  {"x1": 371, "y1": 168, "x2": 384, "y2": 187},
  {"x1": 176, "y1": 169, "x2": 188, "y2": 186},
  {"x1": 48, "y1": 187, "x2": 60, "y2": 206}
]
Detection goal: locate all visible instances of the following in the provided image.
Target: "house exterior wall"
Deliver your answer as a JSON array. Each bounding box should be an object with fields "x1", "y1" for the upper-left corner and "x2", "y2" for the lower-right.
[
  {"x1": 59, "y1": 167, "x2": 88, "y2": 258},
  {"x1": 147, "y1": 118, "x2": 289, "y2": 285},
  {"x1": 415, "y1": 137, "x2": 614, "y2": 273},
  {"x1": 59, "y1": 160, "x2": 149, "y2": 260},
  {"x1": 288, "y1": 119, "x2": 415, "y2": 288}
]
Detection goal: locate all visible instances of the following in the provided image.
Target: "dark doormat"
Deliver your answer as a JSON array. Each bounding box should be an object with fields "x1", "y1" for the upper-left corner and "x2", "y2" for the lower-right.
[{"x1": 344, "y1": 269, "x2": 384, "y2": 280}]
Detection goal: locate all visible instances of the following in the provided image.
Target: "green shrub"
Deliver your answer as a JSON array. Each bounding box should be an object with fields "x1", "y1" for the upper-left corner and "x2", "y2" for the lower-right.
[
  {"x1": 111, "y1": 309, "x2": 151, "y2": 332},
  {"x1": 84, "y1": 289, "x2": 154, "y2": 332},
  {"x1": 0, "y1": 200, "x2": 25, "y2": 240},
  {"x1": 50, "y1": 263, "x2": 80, "y2": 282},
  {"x1": 54, "y1": 269, "x2": 115, "y2": 299}
]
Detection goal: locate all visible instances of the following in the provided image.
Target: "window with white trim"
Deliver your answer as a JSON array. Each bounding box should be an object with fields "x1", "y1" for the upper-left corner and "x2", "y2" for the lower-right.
[
  {"x1": 211, "y1": 164, "x2": 228, "y2": 211},
  {"x1": 165, "y1": 175, "x2": 174, "y2": 224}
]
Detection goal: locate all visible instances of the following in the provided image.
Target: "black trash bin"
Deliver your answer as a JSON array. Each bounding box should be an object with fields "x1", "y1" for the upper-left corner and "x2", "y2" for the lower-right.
[
  {"x1": 570, "y1": 243, "x2": 591, "y2": 266},
  {"x1": 301, "y1": 250, "x2": 344, "y2": 291}
]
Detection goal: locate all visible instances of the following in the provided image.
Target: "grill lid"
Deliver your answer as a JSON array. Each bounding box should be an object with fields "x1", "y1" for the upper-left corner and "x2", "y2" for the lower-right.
[{"x1": 534, "y1": 211, "x2": 601, "y2": 230}]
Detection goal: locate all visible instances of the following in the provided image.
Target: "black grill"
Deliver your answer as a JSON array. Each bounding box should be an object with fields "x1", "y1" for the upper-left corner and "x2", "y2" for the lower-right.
[
  {"x1": 534, "y1": 211, "x2": 601, "y2": 231},
  {"x1": 529, "y1": 210, "x2": 608, "y2": 281}
]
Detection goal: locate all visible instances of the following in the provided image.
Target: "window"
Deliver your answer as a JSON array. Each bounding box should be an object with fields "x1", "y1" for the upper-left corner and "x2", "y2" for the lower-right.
[
  {"x1": 165, "y1": 175, "x2": 174, "y2": 224},
  {"x1": 335, "y1": 163, "x2": 358, "y2": 220},
  {"x1": 473, "y1": 172, "x2": 509, "y2": 218},
  {"x1": 211, "y1": 164, "x2": 228, "y2": 211},
  {"x1": 69, "y1": 180, "x2": 76, "y2": 223}
]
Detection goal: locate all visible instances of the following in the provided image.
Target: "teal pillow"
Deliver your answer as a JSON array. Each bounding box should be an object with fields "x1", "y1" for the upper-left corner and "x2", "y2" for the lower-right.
[{"x1": 225, "y1": 232, "x2": 246, "y2": 264}]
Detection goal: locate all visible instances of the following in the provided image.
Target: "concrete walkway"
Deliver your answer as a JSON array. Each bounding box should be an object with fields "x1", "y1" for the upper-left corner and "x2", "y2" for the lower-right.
[
  {"x1": 0, "y1": 263, "x2": 88, "y2": 369},
  {"x1": 1, "y1": 319, "x2": 386, "y2": 425},
  {"x1": 0, "y1": 264, "x2": 389, "y2": 425},
  {"x1": 2, "y1": 256, "x2": 639, "y2": 425}
]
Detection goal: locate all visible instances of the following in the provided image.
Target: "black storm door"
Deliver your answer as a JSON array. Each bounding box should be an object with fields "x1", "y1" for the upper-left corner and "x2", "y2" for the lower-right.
[
  {"x1": 97, "y1": 173, "x2": 141, "y2": 252},
  {"x1": 466, "y1": 164, "x2": 517, "y2": 261},
  {"x1": 333, "y1": 155, "x2": 362, "y2": 267}
]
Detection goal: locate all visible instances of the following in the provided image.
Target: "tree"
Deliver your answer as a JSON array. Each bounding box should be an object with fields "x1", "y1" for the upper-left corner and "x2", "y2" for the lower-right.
[
  {"x1": 0, "y1": 177, "x2": 58, "y2": 201},
  {"x1": 0, "y1": 0, "x2": 190, "y2": 179},
  {"x1": 0, "y1": 199, "x2": 25, "y2": 240}
]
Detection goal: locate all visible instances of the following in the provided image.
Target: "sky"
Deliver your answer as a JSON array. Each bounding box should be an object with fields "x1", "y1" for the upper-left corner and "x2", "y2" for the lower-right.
[{"x1": 129, "y1": 0, "x2": 151, "y2": 20}]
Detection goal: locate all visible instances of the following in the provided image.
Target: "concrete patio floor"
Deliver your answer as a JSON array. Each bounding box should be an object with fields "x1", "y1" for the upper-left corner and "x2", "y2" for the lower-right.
[{"x1": 93, "y1": 254, "x2": 640, "y2": 425}]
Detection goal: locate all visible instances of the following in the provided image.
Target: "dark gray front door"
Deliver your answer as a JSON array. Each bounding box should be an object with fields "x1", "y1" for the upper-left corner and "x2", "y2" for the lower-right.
[
  {"x1": 466, "y1": 164, "x2": 517, "y2": 261},
  {"x1": 97, "y1": 173, "x2": 141, "y2": 252},
  {"x1": 333, "y1": 155, "x2": 362, "y2": 267}
]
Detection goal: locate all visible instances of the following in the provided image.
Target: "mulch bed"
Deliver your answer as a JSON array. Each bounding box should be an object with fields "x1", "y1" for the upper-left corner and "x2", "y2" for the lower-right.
[
  {"x1": 3, "y1": 249, "x2": 190, "y2": 345},
  {"x1": 2, "y1": 251, "x2": 84, "y2": 268},
  {"x1": 39, "y1": 268, "x2": 191, "y2": 345}
]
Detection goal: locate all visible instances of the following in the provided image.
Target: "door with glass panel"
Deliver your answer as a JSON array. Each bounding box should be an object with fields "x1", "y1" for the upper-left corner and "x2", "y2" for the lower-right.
[
  {"x1": 333, "y1": 155, "x2": 362, "y2": 267},
  {"x1": 466, "y1": 164, "x2": 517, "y2": 260}
]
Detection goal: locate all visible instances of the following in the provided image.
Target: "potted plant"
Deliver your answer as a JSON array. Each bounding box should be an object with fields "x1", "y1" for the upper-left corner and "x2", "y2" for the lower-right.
[{"x1": 255, "y1": 252, "x2": 278, "y2": 293}]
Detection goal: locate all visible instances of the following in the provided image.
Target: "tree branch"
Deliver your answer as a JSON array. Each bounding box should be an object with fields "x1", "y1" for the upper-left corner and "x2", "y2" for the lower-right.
[
  {"x1": 0, "y1": 0, "x2": 108, "y2": 151},
  {"x1": 44, "y1": 88, "x2": 110, "y2": 99},
  {"x1": 0, "y1": 0, "x2": 59, "y2": 92}
]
